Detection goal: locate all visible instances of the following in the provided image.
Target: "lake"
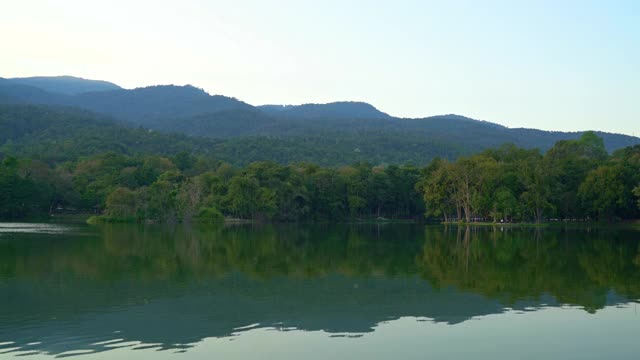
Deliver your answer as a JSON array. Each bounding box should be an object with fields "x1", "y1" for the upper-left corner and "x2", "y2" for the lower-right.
[{"x1": 0, "y1": 223, "x2": 639, "y2": 359}]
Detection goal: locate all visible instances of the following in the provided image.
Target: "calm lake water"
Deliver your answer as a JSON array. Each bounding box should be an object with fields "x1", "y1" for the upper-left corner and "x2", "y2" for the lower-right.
[{"x1": 0, "y1": 223, "x2": 639, "y2": 359}]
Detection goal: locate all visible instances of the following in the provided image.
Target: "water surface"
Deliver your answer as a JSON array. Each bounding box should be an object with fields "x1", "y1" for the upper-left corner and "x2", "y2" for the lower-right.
[{"x1": 0, "y1": 224, "x2": 639, "y2": 359}]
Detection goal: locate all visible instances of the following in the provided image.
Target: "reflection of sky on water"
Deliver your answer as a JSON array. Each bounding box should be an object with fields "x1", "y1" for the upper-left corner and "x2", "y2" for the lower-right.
[
  {"x1": 0, "y1": 272, "x2": 637, "y2": 358},
  {"x1": 0, "y1": 223, "x2": 70, "y2": 234},
  {"x1": 2, "y1": 305, "x2": 639, "y2": 359}
]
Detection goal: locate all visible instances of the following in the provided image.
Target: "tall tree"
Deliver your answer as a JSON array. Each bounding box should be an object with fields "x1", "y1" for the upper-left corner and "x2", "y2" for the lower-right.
[
  {"x1": 519, "y1": 154, "x2": 555, "y2": 223},
  {"x1": 419, "y1": 158, "x2": 458, "y2": 222}
]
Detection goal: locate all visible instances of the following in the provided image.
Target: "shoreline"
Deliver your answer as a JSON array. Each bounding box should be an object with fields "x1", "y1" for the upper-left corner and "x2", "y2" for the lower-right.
[{"x1": 3, "y1": 215, "x2": 639, "y2": 228}]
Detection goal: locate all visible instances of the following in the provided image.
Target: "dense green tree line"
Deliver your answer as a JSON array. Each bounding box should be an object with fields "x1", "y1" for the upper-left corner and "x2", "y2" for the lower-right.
[
  {"x1": 0, "y1": 152, "x2": 424, "y2": 222},
  {"x1": 418, "y1": 132, "x2": 640, "y2": 222},
  {"x1": 0, "y1": 132, "x2": 638, "y2": 222}
]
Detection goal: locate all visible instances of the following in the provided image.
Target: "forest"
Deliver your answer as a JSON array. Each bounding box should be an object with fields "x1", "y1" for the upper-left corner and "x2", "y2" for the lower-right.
[{"x1": 1, "y1": 127, "x2": 639, "y2": 223}]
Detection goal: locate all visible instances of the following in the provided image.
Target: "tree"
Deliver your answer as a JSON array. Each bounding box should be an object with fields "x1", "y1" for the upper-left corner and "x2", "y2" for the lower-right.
[
  {"x1": 141, "y1": 180, "x2": 177, "y2": 222},
  {"x1": 388, "y1": 165, "x2": 423, "y2": 218},
  {"x1": 545, "y1": 132, "x2": 607, "y2": 218},
  {"x1": 419, "y1": 158, "x2": 457, "y2": 222},
  {"x1": 105, "y1": 187, "x2": 137, "y2": 218},
  {"x1": 172, "y1": 151, "x2": 196, "y2": 172},
  {"x1": 491, "y1": 187, "x2": 519, "y2": 222},
  {"x1": 0, "y1": 162, "x2": 40, "y2": 219},
  {"x1": 225, "y1": 175, "x2": 267, "y2": 219},
  {"x1": 175, "y1": 179, "x2": 205, "y2": 221},
  {"x1": 196, "y1": 206, "x2": 224, "y2": 223},
  {"x1": 368, "y1": 170, "x2": 392, "y2": 217},
  {"x1": 578, "y1": 165, "x2": 630, "y2": 220},
  {"x1": 452, "y1": 155, "x2": 498, "y2": 222},
  {"x1": 519, "y1": 154, "x2": 555, "y2": 223},
  {"x1": 305, "y1": 167, "x2": 347, "y2": 220},
  {"x1": 578, "y1": 131, "x2": 608, "y2": 161},
  {"x1": 341, "y1": 163, "x2": 370, "y2": 218}
]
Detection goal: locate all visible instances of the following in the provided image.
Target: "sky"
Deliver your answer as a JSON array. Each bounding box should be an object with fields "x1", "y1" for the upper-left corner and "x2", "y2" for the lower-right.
[{"x1": 1, "y1": 0, "x2": 639, "y2": 135}]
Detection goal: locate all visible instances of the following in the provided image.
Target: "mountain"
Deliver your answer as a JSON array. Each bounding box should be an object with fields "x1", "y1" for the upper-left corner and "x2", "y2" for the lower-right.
[
  {"x1": 70, "y1": 85, "x2": 254, "y2": 126},
  {"x1": 0, "y1": 76, "x2": 639, "y2": 165},
  {"x1": 0, "y1": 78, "x2": 68, "y2": 104},
  {"x1": 0, "y1": 104, "x2": 222, "y2": 162},
  {"x1": 0, "y1": 81, "x2": 255, "y2": 128},
  {"x1": 2, "y1": 75, "x2": 121, "y2": 95},
  {"x1": 163, "y1": 110, "x2": 639, "y2": 154},
  {"x1": 0, "y1": 104, "x2": 411, "y2": 166},
  {"x1": 258, "y1": 101, "x2": 391, "y2": 119},
  {"x1": 0, "y1": 104, "x2": 490, "y2": 165},
  {"x1": 3, "y1": 103, "x2": 639, "y2": 167}
]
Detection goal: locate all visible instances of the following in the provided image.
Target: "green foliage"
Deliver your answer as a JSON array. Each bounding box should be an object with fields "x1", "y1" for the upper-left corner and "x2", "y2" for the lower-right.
[
  {"x1": 105, "y1": 187, "x2": 137, "y2": 218},
  {"x1": 518, "y1": 152, "x2": 555, "y2": 223},
  {"x1": 1, "y1": 119, "x2": 639, "y2": 223},
  {"x1": 418, "y1": 158, "x2": 456, "y2": 221},
  {"x1": 578, "y1": 165, "x2": 631, "y2": 220},
  {"x1": 418, "y1": 135, "x2": 639, "y2": 223},
  {"x1": 0, "y1": 160, "x2": 42, "y2": 219},
  {"x1": 544, "y1": 133, "x2": 610, "y2": 218},
  {"x1": 196, "y1": 207, "x2": 224, "y2": 224}
]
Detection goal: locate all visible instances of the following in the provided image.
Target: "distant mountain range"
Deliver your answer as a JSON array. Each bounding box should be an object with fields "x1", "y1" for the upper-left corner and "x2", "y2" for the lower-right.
[
  {"x1": 1, "y1": 75, "x2": 121, "y2": 95},
  {"x1": 258, "y1": 101, "x2": 392, "y2": 119},
  {"x1": 1, "y1": 75, "x2": 638, "y2": 165}
]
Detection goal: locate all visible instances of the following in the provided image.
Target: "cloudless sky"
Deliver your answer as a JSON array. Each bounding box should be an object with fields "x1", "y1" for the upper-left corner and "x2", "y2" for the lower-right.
[{"x1": 1, "y1": 0, "x2": 638, "y2": 135}]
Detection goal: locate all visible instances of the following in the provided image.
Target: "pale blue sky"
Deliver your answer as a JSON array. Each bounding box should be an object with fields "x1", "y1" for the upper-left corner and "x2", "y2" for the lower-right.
[{"x1": 1, "y1": 0, "x2": 638, "y2": 135}]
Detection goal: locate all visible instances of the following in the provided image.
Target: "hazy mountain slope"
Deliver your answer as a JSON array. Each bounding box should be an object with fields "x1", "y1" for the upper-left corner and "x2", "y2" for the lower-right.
[
  {"x1": 69, "y1": 85, "x2": 254, "y2": 126},
  {"x1": 0, "y1": 104, "x2": 464, "y2": 165},
  {"x1": 0, "y1": 77, "x2": 638, "y2": 159},
  {"x1": 0, "y1": 79, "x2": 69, "y2": 105},
  {"x1": 154, "y1": 108, "x2": 281, "y2": 137},
  {"x1": 258, "y1": 101, "x2": 391, "y2": 119},
  {"x1": 167, "y1": 110, "x2": 639, "y2": 153},
  {"x1": 3, "y1": 76, "x2": 121, "y2": 95},
  {"x1": 0, "y1": 82, "x2": 254, "y2": 128},
  {"x1": 0, "y1": 104, "x2": 221, "y2": 162},
  {"x1": 399, "y1": 116, "x2": 639, "y2": 153}
]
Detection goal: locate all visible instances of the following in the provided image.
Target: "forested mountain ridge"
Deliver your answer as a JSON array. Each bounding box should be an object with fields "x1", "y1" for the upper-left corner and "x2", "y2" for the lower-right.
[
  {"x1": 70, "y1": 85, "x2": 255, "y2": 127},
  {"x1": 257, "y1": 101, "x2": 391, "y2": 119},
  {"x1": 0, "y1": 80, "x2": 254, "y2": 128},
  {"x1": 0, "y1": 76, "x2": 638, "y2": 160},
  {"x1": 0, "y1": 104, "x2": 223, "y2": 163},
  {"x1": 0, "y1": 78, "x2": 68, "y2": 105},
  {"x1": 9, "y1": 104, "x2": 632, "y2": 167},
  {"x1": 1, "y1": 75, "x2": 121, "y2": 95},
  {"x1": 2, "y1": 104, "x2": 459, "y2": 166}
]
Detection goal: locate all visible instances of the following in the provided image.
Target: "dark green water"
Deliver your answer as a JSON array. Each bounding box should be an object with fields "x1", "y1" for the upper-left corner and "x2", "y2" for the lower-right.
[{"x1": 1, "y1": 223, "x2": 639, "y2": 359}]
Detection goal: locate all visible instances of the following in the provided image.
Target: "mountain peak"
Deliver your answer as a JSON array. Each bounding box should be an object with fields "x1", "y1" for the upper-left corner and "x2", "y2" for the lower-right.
[
  {"x1": 258, "y1": 101, "x2": 391, "y2": 119},
  {"x1": 422, "y1": 114, "x2": 507, "y2": 129},
  {"x1": 5, "y1": 75, "x2": 121, "y2": 95},
  {"x1": 128, "y1": 84, "x2": 210, "y2": 97}
]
